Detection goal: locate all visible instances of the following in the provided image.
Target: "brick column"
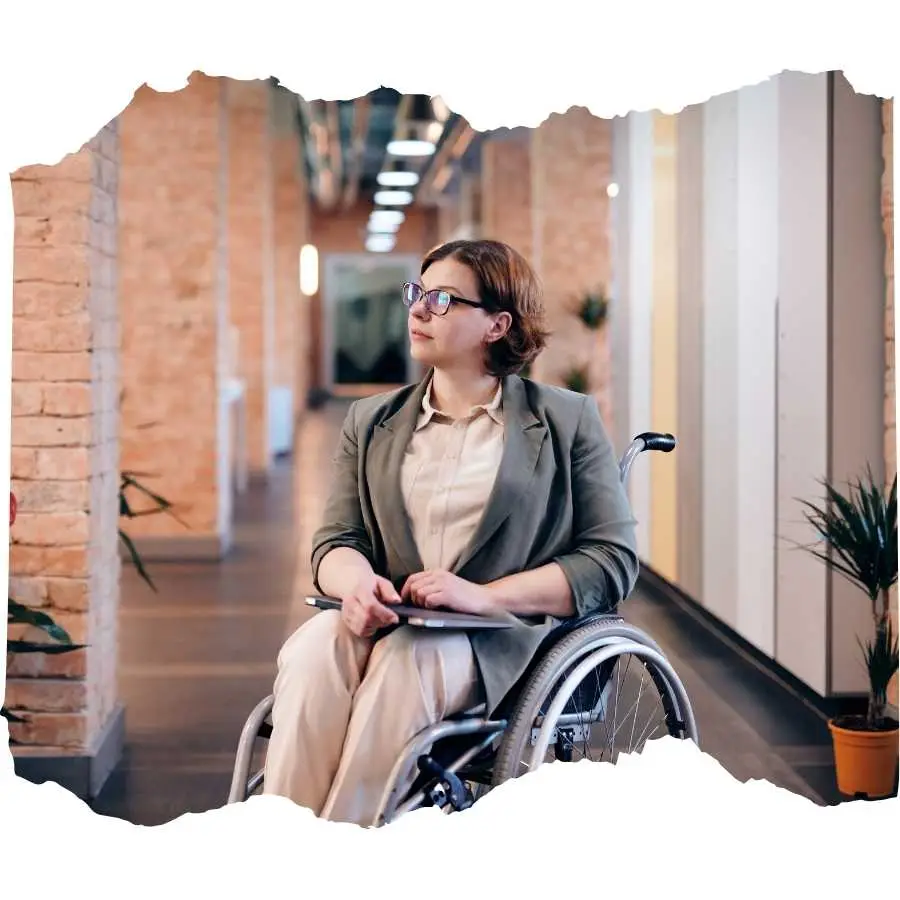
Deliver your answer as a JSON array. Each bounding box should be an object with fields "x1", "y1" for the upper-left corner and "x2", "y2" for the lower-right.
[
  {"x1": 271, "y1": 87, "x2": 306, "y2": 442},
  {"x1": 531, "y1": 109, "x2": 614, "y2": 425},
  {"x1": 480, "y1": 130, "x2": 533, "y2": 262},
  {"x1": 8, "y1": 121, "x2": 123, "y2": 798},
  {"x1": 118, "y1": 74, "x2": 231, "y2": 560},
  {"x1": 228, "y1": 79, "x2": 275, "y2": 473}
]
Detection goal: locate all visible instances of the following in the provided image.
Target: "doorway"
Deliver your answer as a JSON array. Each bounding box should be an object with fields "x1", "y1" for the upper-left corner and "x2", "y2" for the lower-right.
[{"x1": 322, "y1": 253, "x2": 422, "y2": 397}]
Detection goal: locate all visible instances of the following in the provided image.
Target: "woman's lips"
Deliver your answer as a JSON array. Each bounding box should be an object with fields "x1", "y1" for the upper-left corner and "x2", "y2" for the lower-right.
[{"x1": 409, "y1": 329, "x2": 432, "y2": 341}]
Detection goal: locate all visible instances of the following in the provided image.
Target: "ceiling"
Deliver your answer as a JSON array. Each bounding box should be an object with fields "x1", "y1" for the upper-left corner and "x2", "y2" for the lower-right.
[{"x1": 290, "y1": 88, "x2": 481, "y2": 215}]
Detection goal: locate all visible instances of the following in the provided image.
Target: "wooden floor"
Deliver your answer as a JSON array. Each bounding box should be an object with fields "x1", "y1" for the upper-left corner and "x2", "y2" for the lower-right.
[{"x1": 90, "y1": 400, "x2": 850, "y2": 826}]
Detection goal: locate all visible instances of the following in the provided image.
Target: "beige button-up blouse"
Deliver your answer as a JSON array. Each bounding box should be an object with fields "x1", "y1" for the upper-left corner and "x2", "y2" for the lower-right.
[{"x1": 400, "y1": 378, "x2": 505, "y2": 572}]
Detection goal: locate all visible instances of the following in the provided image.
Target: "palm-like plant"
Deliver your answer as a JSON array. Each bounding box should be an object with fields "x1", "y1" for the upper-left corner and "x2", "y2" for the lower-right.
[
  {"x1": 563, "y1": 366, "x2": 590, "y2": 395},
  {"x1": 575, "y1": 291, "x2": 609, "y2": 330},
  {"x1": 798, "y1": 468, "x2": 898, "y2": 730},
  {"x1": 5, "y1": 474, "x2": 179, "y2": 728}
]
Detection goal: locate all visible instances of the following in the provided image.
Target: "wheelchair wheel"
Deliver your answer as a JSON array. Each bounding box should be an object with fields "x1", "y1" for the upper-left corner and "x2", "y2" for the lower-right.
[{"x1": 491, "y1": 619, "x2": 697, "y2": 785}]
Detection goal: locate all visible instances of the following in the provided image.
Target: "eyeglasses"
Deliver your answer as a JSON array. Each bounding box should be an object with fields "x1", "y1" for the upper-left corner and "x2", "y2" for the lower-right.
[{"x1": 402, "y1": 282, "x2": 486, "y2": 317}]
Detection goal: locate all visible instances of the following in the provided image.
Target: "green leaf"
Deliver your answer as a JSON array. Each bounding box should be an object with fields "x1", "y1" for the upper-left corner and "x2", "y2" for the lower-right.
[
  {"x1": 8, "y1": 598, "x2": 75, "y2": 644},
  {"x1": 7, "y1": 640, "x2": 85, "y2": 654},
  {"x1": 118, "y1": 528, "x2": 158, "y2": 592}
]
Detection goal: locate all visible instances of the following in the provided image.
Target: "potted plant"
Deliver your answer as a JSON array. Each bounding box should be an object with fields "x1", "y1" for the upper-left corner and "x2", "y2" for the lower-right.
[
  {"x1": 572, "y1": 290, "x2": 609, "y2": 331},
  {"x1": 797, "y1": 468, "x2": 899, "y2": 799},
  {"x1": 563, "y1": 366, "x2": 589, "y2": 395}
]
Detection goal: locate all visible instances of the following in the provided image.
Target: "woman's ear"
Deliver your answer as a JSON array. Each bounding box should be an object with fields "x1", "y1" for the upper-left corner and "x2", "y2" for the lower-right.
[{"x1": 485, "y1": 311, "x2": 513, "y2": 344}]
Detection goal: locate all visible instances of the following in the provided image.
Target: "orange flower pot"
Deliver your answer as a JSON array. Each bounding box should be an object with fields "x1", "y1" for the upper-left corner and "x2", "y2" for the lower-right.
[{"x1": 828, "y1": 716, "x2": 899, "y2": 799}]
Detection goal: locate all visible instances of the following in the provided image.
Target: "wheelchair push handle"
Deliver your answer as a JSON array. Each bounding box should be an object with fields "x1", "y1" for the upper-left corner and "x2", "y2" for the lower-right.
[
  {"x1": 619, "y1": 431, "x2": 677, "y2": 485},
  {"x1": 635, "y1": 431, "x2": 677, "y2": 454}
]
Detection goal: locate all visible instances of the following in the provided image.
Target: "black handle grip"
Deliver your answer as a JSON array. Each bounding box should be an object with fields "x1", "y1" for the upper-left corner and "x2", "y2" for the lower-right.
[{"x1": 636, "y1": 432, "x2": 677, "y2": 453}]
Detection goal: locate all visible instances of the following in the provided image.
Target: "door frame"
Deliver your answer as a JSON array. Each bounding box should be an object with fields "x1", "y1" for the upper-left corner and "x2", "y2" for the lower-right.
[{"x1": 321, "y1": 252, "x2": 422, "y2": 394}]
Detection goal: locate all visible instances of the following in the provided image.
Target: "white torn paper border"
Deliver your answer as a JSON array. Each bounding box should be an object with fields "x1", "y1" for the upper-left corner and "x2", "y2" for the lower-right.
[{"x1": 0, "y1": 2, "x2": 897, "y2": 896}]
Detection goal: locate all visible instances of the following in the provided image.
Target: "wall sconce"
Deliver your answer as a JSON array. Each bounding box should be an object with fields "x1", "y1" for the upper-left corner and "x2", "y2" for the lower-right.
[{"x1": 299, "y1": 244, "x2": 319, "y2": 296}]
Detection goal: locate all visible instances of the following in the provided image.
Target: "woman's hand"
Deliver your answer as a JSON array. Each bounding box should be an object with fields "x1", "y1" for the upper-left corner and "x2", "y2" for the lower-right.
[
  {"x1": 401, "y1": 570, "x2": 496, "y2": 617},
  {"x1": 340, "y1": 573, "x2": 401, "y2": 639}
]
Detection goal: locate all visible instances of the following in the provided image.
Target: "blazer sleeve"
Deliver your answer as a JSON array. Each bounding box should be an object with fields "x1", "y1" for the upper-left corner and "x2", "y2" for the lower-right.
[
  {"x1": 552, "y1": 396, "x2": 640, "y2": 616},
  {"x1": 310, "y1": 401, "x2": 376, "y2": 591}
]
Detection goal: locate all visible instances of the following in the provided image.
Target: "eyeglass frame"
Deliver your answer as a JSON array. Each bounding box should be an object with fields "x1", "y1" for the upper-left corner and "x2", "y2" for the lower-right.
[{"x1": 401, "y1": 281, "x2": 489, "y2": 317}]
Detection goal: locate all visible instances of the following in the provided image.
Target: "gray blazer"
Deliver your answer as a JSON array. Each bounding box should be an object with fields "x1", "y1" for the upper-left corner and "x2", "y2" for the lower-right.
[{"x1": 311, "y1": 373, "x2": 640, "y2": 715}]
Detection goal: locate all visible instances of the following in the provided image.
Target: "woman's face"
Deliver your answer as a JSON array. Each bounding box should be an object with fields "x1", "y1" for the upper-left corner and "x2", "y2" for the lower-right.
[{"x1": 407, "y1": 257, "x2": 509, "y2": 373}]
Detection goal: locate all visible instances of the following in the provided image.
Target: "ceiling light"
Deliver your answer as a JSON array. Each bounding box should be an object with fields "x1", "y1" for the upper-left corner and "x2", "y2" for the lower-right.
[
  {"x1": 373, "y1": 189, "x2": 413, "y2": 206},
  {"x1": 299, "y1": 244, "x2": 318, "y2": 296},
  {"x1": 387, "y1": 139, "x2": 435, "y2": 157},
  {"x1": 606, "y1": 182, "x2": 620, "y2": 198},
  {"x1": 377, "y1": 171, "x2": 420, "y2": 188},
  {"x1": 366, "y1": 234, "x2": 396, "y2": 253},
  {"x1": 369, "y1": 209, "x2": 405, "y2": 227}
]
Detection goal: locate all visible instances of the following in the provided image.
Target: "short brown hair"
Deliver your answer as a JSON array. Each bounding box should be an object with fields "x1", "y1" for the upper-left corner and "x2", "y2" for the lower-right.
[{"x1": 420, "y1": 239, "x2": 550, "y2": 377}]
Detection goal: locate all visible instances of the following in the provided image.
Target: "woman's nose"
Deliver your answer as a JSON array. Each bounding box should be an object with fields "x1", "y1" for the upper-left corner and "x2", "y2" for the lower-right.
[{"x1": 409, "y1": 302, "x2": 429, "y2": 320}]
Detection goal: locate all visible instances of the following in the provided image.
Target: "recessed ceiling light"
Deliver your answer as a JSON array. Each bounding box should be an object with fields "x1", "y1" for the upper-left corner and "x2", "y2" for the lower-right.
[
  {"x1": 369, "y1": 209, "x2": 405, "y2": 226},
  {"x1": 387, "y1": 139, "x2": 435, "y2": 157},
  {"x1": 377, "y1": 171, "x2": 420, "y2": 187},
  {"x1": 366, "y1": 234, "x2": 396, "y2": 253},
  {"x1": 373, "y1": 189, "x2": 413, "y2": 206}
]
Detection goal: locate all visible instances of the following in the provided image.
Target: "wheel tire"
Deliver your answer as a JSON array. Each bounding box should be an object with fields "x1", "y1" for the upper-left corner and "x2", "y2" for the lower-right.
[{"x1": 491, "y1": 619, "x2": 683, "y2": 786}]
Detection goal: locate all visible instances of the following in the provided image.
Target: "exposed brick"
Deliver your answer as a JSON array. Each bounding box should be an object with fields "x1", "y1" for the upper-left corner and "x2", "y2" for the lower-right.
[
  {"x1": 45, "y1": 577, "x2": 90, "y2": 612},
  {"x1": 8, "y1": 713, "x2": 87, "y2": 749},
  {"x1": 15, "y1": 213, "x2": 90, "y2": 250},
  {"x1": 118, "y1": 74, "x2": 225, "y2": 540},
  {"x1": 41, "y1": 382, "x2": 93, "y2": 416},
  {"x1": 12, "y1": 382, "x2": 43, "y2": 417},
  {"x1": 9, "y1": 118, "x2": 121, "y2": 752},
  {"x1": 481, "y1": 132, "x2": 533, "y2": 261},
  {"x1": 11, "y1": 512, "x2": 90, "y2": 546},
  {"x1": 13, "y1": 313, "x2": 92, "y2": 352},
  {"x1": 9, "y1": 479, "x2": 89, "y2": 512},
  {"x1": 10, "y1": 447, "x2": 38, "y2": 479},
  {"x1": 11, "y1": 176, "x2": 92, "y2": 218},
  {"x1": 8, "y1": 575, "x2": 49, "y2": 606},
  {"x1": 3, "y1": 679, "x2": 88, "y2": 714},
  {"x1": 8, "y1": 544, "x2": 90, "y2": 578},
  {"x1": 34, "y1": 447, "x2": 91, "y2": 480},
  {"x1": 12, "y1": 415, "x2": 92, "y2": 447},
  {"x1": 13, "y1": 350, "x2": 92, "y2": 382},
  {"x1": 530, "y1": 107, "x2": 613, "y2": 424},
  {"x1": 6, "y1": 646, "x2": 87, "y2": 680},
  {"x1": 13, "y1": 282, "x2": 89, "y2": 318}
]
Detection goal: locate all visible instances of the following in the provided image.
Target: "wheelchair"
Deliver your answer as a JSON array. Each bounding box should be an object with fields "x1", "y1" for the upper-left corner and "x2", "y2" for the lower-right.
[{"x1": 227, "y1": 431, "x2": 699, "y2": 826}]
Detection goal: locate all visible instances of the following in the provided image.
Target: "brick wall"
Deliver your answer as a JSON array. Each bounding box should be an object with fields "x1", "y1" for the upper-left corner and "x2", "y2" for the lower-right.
[
  {"x1": 273, "y1": 136, "x2": 300, "y2": 394},
  {"x1": 118, "y1": 75, "x2": 226, "y2": 544},
  {"x1": 8, "y1": 120, "x2": 121, "y2": 751},
  {"x1": 481, "y1": 133, "x2": 533, "y2": 264},
  {"x1": 228, "y1": 79, "x2": 274, "y2": 472},
  {"x1": 530, "y1": 108, "x2": 614, "y2": 424}
]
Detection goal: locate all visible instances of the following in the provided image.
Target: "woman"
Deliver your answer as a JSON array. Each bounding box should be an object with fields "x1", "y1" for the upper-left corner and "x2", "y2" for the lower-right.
[{"x1": 262, "y1": 239, "x2": 639, "y2": 826}]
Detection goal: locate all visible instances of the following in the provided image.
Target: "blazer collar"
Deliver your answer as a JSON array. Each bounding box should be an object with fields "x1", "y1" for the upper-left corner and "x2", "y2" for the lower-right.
[{"x1": 367, "y1": 371, "x2": 546, "y2": 578}]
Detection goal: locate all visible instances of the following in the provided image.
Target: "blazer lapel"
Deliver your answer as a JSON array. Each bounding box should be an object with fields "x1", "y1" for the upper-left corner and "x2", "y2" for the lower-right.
[
  {"x1": 453, "y1": 375, "x2": 546, "y2": 577},
  {"x1": 365, "y1": 376, "x2": 429, "y2": 576}
]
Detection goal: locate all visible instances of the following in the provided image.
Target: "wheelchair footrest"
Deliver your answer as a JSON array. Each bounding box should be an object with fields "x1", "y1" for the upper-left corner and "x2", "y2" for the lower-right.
[{"x1": 416, "y1": 755, "x2": 474, "y2": 813}]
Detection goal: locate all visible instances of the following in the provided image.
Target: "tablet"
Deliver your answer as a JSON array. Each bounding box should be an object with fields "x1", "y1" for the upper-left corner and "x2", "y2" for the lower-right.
[{"x1": 304, "y1": 595, "x2": 513, "y2": 630}]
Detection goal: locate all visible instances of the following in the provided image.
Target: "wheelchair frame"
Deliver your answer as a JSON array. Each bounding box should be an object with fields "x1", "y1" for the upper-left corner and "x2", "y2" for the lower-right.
[{"x1": 227, "y1": 431, "x2": 700, "y2": 826}]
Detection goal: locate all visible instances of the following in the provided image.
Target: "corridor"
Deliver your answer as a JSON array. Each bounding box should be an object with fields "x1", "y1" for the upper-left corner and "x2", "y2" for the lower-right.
[{"x1": 91, "y1": 401, "x2": 843, "y2": 827}]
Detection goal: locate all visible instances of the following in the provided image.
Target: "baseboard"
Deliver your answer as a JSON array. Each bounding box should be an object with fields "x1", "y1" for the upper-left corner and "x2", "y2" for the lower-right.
[
  {"x1": 637, "y1": 562, "x2": 868, "y2": 722},
  {"x1": 118, "y1": 533, "x2": 231, "y2": 563},
  {"x1": 12, "y1": 703, "x2": 126, "y2": 800}
]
